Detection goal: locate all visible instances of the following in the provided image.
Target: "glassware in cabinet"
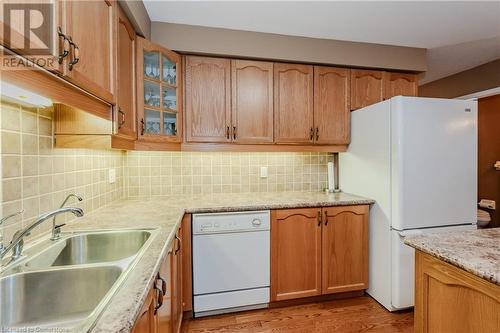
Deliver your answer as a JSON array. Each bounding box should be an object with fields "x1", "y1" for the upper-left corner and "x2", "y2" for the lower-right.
[{"x1": 137, "y1": 37, "x2": 181, "y2": 141}]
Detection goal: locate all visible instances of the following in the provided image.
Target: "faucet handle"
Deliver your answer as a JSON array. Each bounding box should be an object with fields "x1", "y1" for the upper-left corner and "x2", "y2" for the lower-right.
[{"x1": 0, "y1": 210, "x2": 24, "y2": 225}]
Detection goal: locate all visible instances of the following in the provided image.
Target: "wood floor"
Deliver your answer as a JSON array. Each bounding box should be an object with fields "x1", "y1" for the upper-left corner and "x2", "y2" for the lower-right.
[{"x1": 182, "y1": 296, "x2": 414, "y2": 333}]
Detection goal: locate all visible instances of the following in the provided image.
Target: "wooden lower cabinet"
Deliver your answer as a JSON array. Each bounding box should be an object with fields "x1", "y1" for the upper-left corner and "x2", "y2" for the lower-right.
[
  {"x1": 157, "y1": 246, "x2": 173, "y2": 332},
  {"x1": 271, "y1": 206, "x2": 369, "y2": 302},
  {"x1": 414, "y1": 251, "x2": 500, "y2": 333},
  {"x1": 171, "y1": 226, "x2": 183, "y2": 333},
  {"x1": 132, "y1": 225, "x2": 183, "y2": 333},
  {"x1": 322, "y1": 206, "x2": 368, "y2": 294},
  {"x1": 181, "y1": 214, "x2": 193, "y2": 312},
  {"x1": 132, "y1": 287, "x2": 157, "y2": 333},
  {"x1": 271, "y1": 208, "x2": 322, "y2": 301}
]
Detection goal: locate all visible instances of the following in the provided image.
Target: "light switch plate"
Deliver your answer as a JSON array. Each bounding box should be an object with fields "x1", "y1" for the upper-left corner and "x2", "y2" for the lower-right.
[
  {"x1": 108, "y1": 168, "x2": 116, "y2": 184},
  {"x1": 260, "y1": 166, "x2": 268, "y2": 178}
]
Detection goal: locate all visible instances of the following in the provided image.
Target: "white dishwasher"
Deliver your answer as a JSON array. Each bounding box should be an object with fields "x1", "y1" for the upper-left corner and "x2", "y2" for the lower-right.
[{"x1": 192, "y1": 210, "x2": 270, "y2": 317}]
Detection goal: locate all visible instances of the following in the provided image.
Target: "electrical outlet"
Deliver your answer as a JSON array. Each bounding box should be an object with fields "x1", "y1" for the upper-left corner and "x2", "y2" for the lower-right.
[
  {"x1": 108, "y1": 168, "x2": 116, "y2": 184},
  {"x1": 260, "y1": 166, "x2": 268, "y2": 178}
]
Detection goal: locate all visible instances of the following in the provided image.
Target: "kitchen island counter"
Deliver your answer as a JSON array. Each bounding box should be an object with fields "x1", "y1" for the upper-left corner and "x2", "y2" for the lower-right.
[
  {"x1": 405, "y1": 228, "x2": 500, "y2": 285},
  {"x1": 405, "y1": 228, "x2": 500, "y2": 333}
]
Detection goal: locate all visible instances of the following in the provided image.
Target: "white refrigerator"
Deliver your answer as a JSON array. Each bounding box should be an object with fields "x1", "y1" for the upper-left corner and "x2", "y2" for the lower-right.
[{"x1": 339, "y1": 96, "x2": 477, "y2": 311}]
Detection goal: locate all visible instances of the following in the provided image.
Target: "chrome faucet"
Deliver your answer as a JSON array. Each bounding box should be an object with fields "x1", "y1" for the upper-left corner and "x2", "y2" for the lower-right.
[
  {"x1": 0, "y1": 207, "x2": 84, "y2": 265},
  {"x1": 51, "y1": 194, "x2": 83, "y2": 240},
  {"x1": 0, "y1": 210, "x2": 24, "y2": 253}
]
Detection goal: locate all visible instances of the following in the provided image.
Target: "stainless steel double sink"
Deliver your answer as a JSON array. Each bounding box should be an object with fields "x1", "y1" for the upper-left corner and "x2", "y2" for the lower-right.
[{"x1": 0, "y1": 229, "x2": 158, "y2": 332}]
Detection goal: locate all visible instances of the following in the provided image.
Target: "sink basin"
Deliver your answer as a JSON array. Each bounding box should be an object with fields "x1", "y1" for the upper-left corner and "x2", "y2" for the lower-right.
[
  {"x1": 0, "y1": 266, "x2": 122, "y2": 329},
  {"x1": 26, "y1": 230, "x2": 151, "y2": 268}
]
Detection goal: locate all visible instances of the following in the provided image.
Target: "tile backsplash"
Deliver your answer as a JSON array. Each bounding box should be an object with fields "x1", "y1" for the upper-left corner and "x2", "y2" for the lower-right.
[
  {"x1": 0, "y1": 100, "x2": 125, "y2": 241},
  {"x1": 0, "y1": 99, "x2": 332, "y2": 244},
  {"x1": 125, "y1": 151, "x2": 332, "y2": 197}
]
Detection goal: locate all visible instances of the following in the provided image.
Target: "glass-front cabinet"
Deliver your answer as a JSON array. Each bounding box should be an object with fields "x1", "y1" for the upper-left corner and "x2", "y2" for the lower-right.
[{"x1": 137, "y1": 37, "x2": 182, "y2": 142}]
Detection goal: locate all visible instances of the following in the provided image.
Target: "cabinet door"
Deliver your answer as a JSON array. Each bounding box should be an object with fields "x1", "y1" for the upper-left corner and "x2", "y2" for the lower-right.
[
  {"x1": 116, "y1": 6, "x2": 136, "y2": 140},
  {"x1": 171, "y1": 227, "x2": 183, "y2": 333},
  {"x1": 137, "y1": 37, "x2": 182, "y2": 143},
  {"x1": 322, "y1": 205, "x2": 369, "y2": 294},
  {"x1": 350, "y1": 69, "x2": 384, "y2": 110},
  {"x1": 156, "y1": 246, "x2": 172, "y2": 333},
  {"x1": 313, "y1": 66, "x2": 350, "y2": 145},
  {"x1": 0, "y1": 0, "x2": 65, "y2": 74},
  {"x1": 231, "y1": 60, "x2": 273, "y2": 143},
  {"x1": 64, "y1": 0, "x2": 116, "y2": 103},
  {"x1": 271, "y1": 208, "x2": 322, "y2": 301},
  {"x1": 274, "y1": 63, "x2": 314, "y2": 144},
  {"x1": 383, "y1": 72, "x2": 418, "y2": 99},
  {"x1": 181, "y1": 214, "x2": 193, "y2": 312},
  {"x1": 132, "y1": 288, "x2": 156, "y2": 333},
  {"x1": 415, "y1": 251, "x2": 500, "y2": 333},
  {"x1": 185, "y1": 56, "x2": 231, "y2": 143}
]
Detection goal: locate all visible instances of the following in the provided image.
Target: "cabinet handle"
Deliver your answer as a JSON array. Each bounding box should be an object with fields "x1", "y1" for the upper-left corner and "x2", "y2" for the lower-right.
[
  {"x1": 317, "y1": 210, "x2": 322, "y2": 226},
  {"x1": 57, "y1": 27, "x2": 69, "y2": 64},
  {"x1": 226, "y1": 126, "x2": 230, "y2": 140},
  {"x1": 175, "y1": 234, "x2": 181, "y2": 254},
  {"x1": 157, "y1": 272, "x2": 167, "y2": 295},
  {"x1": 118, "y1": 108, "x2": 125, "y2": 129},
  {"x1": 67, "y1": 36, "x2": 80, "y2": 71},
  {"x1": 324, "y1": 210, "x2": 328, "y2": 226},
  {"x1": 153, "y1": 283, "x2": 163, "y2": 314},
  {"x1": 309, "y1": 127, "x2": 314, "y2": 141},
  {"x1": 316, "y1": 127, "x2": 319, "y2": 141},
  {"x1": 140, "y1": 118, "x2": 145, "y2": 136},
  {"x1": 233, "y1": 126, "x2": 237, "y2": 140}
]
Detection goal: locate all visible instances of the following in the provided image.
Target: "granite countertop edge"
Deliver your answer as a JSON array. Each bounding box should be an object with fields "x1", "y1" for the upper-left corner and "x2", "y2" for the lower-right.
[
  {"x1": 404, "y1": 229, "x2": 500, "y2": 286},
  {"x1": 67, "y1": 191, "x2": 375, "y2": 333}
]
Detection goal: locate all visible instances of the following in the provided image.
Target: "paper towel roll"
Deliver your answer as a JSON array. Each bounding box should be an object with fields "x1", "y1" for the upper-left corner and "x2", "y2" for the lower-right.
[{"x1": 327, "y1": 162, "x2": 334, "y2": 191}]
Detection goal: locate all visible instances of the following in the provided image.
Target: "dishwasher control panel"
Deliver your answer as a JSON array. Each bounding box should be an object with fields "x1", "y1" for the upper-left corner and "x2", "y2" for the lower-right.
[{"x1": 192, "y1": 210, "x2": 270, "y2": 234}]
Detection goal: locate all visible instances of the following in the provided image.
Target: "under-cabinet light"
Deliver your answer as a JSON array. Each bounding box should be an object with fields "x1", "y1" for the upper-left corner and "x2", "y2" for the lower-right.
[{"x1": 0, "y1": 81, "x2": 52, "y2": 107}]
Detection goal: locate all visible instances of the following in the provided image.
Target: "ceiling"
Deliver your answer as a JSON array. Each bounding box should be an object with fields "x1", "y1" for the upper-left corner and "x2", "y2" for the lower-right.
[{"x1": 143, "y1": 1, "x2": 500, "y2": 83}]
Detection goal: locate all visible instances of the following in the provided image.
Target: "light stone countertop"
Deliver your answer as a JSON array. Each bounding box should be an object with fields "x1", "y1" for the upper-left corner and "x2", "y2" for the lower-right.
[
  {"x1": 61, "y1": 191, "x2": 374, "y2": 333},
  {"x1": 405, "y1": 228, "x2": 500, "y2": 285}
]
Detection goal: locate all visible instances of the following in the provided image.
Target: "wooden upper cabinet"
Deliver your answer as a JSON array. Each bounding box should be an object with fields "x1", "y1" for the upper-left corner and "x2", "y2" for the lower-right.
[
  {"x1": 64, "y1": 0, "x2": 116, "y2": 104},
  {"x1": 384, "y1": 72, "x2": 418, "y2": 99},
  {"x1": 136, "y1": 37, "x2": 182, "y2": 143},
  {"x1": 115, "y1": 6, "x2": 136, "y2": 140},
  {"x1": 231, "y1": 60, "x2": 274, "y2": 144},
  {"x1": 313, "y1": 66, "x2": 350, "y2": 145},
  {"x1": 350, "y1": 69, "x2": 384, "y2": 111},
  {"x1": 185, "y1": 56, "x2": 231, "y2": 143},
  {"x1": 322, "y1": 205, "x2": 369, "y2": 294},
  {"x1": 271, "y1": 208, "x2": 322, "y2": 301},
  {"x1": 0, "y1": 1, "x2": 65, "y2": 74},
  {"x1": 274, "y1": 63, "x2": 314, "y2": 144}
]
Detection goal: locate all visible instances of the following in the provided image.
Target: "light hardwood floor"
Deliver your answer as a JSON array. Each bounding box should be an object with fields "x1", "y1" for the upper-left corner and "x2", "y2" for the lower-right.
[{"x1": 182, "y1": 296, "x2": 414, "y2": 333}]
